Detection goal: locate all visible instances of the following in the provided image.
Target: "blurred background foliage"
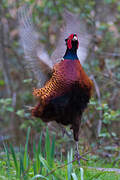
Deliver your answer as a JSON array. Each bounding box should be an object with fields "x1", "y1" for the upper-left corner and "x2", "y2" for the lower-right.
[{"x1": 0, "y1": 0, "x2": 120, "y2": 165}]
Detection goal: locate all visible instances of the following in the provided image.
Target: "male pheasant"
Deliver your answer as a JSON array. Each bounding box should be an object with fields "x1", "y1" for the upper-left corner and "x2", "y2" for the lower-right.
[
  {"x1": 32, "y1": 33, "x2": 93, "y2": 141},
  {"x1": 19, "y1": 6, "x2": 94, "y2": 163}
]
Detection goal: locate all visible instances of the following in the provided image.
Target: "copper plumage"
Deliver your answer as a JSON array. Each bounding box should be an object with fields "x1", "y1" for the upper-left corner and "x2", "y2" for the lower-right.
[{"x1": 32, "y1": 58, "x2": 93, "y2": 141}]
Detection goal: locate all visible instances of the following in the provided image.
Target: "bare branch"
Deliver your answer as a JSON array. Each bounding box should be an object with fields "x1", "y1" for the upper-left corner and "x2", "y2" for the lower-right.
[
  {"x1": 0, "y1": 5, "x2": 13, "y2": 97},
  {"x1": 90, "y1": 75, "x2": 102, "y2": 136}
]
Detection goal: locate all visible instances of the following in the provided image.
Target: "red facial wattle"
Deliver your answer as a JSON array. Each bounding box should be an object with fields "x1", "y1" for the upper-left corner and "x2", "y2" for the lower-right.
[
  {"x1": 67, "y1": 34, "x2": 79, "y2": 49},
  {"x1": 67, "y1": 34, "x2": 74, "y2": 49}
]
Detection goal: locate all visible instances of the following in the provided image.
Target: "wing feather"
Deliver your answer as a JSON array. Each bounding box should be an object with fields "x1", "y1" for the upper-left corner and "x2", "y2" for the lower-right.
[
  {"x1": 18, "y1": 6, "x2": 53, "y2": 87},
  {"x1": 51, "y1": 10, "x2": 92, "y2": 65}
]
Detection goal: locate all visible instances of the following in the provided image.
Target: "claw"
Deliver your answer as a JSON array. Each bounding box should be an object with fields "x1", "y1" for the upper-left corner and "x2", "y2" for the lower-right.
[{"x1": 74, "y1": 141, "x2": 88, "y2": 165}]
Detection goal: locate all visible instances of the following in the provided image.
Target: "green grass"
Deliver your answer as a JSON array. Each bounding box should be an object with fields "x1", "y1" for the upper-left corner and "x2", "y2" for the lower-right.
[{"x1": 0, "y1": 127, "x2": 120, "y2": 180}]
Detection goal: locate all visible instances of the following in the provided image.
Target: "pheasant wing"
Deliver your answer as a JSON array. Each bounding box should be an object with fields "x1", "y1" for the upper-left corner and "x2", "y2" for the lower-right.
[
  {"x1": 18, "y1": 6, "x2": 53, "y2": 87},
  {"x1": 51, "y1": 10, "x2": 92, "y2": 65}
]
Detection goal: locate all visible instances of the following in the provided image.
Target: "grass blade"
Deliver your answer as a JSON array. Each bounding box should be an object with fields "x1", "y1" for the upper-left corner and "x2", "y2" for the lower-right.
[
  {"x1": 39, "y1": 155, "x2": 50, "y2": 172},
  {"x1": 37, "y1": 133, "x2": 42, "y2": 156},
  {"x1": 9, "y1": 143, "x2": 19, "y2": 176},
  {"x1": 33, "y1": 140, "x2": 37, "y2": 175},
  {"x1": 71, "y1": 173, "x2": 78, "y2": 180},
  {"x1": 50, "y1": 135, "x2": 55, "y2": 167},
  {"x1": 19, "y1": 145, "x2": 24, "y2": 176},
  {"x1": 80, "y1": 168, "x2": 84, "y2": 180},
  {"x1": 37, "y1": 134, "x2": 43, "y2": 173},
  {"x1": 3, "y1": 143, "x2": 10, "y2": 176},
  {"x1": 24, "y1": 127, "x2": 31, "y2": 170},
  {"x1": 45, "y1": 128, "x2": 51, "y2": 166},
  {"x1": 67, "y1": 149, "x2": 73, "y2": 180},
  {"x1": 31, "y1": 174, "x2": 48, "y2": 180}
]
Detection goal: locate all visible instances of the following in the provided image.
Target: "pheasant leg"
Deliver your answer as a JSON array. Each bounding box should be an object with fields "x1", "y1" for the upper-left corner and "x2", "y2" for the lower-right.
[{"x1": 74, "y1": 141, "x2": 87, "y2": 165}]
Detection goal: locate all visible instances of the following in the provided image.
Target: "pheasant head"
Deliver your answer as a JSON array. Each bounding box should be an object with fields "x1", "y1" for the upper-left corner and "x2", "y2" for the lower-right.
[
  {"x1": 64, "y1": 34, "x2": 79, "y2": 60},
  {"x1": 65, "y1": 34, "x2": 79, "y2": 50}
]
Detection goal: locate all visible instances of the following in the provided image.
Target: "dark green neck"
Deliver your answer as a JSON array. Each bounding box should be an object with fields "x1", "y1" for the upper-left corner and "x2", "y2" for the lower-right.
[{"x1": 63, "y1": 48, "x2": 78, "y2": 60}]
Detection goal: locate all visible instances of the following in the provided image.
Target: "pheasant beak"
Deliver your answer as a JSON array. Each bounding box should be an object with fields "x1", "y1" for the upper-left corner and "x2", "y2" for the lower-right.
[{"x1": 72, "y1": 36, "x2": 78, "y2": 41}]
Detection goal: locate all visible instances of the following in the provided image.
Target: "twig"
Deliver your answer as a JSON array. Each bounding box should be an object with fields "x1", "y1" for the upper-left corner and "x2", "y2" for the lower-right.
[
  {"x1": 99, "y1": 51, "x2": 120, "y2": 57},
  {"x1": 88, "y1": 167, "x2": 120, "y2": 174},
  {"x1": 0, "y1": 5, "x2": 13, "y2": 97},
  {"x1": 90, "y1": 75, "x2": 102, "y2": 136},
  {"x1": 52, "y1": 0, "x2": 62, "y2": 17},
  {"x1": 46, "y1": 142, "x2": 120, "y2": 177},
  {"x1": 46, "y1": 151, "x2": 90, "y2": 177}
]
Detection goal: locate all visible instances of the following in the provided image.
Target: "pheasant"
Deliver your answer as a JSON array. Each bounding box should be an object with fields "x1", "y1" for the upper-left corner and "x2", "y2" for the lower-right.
[{"x1": 18, "y1": 6, "x2": 94, "y2": 163}]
